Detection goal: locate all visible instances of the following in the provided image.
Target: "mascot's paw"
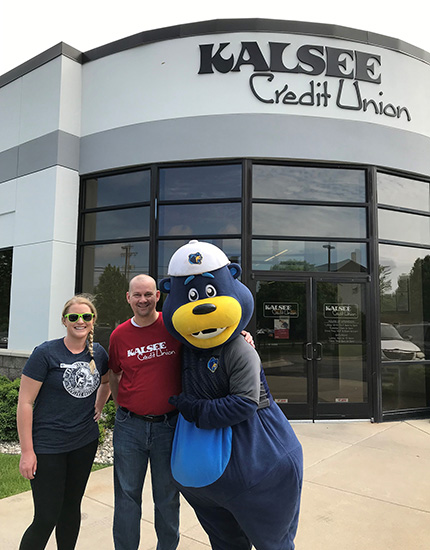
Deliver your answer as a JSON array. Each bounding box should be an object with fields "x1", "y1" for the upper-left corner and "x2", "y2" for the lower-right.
[{"x1": 169, "y1": 393, "x2": 197, "y2": 423}]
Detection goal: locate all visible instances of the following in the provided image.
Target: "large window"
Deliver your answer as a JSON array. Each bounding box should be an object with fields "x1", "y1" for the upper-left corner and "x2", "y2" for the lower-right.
[
  {"x1": 0, "y1": 248, "x2": 12, "y2": 349},
  {"x1": 252, "y1": 165, "x2": 368, "y2": 273},
  {"x1": 79, "y1": 164, "x2": 243, "y2": 346},
  {"x1": 253, "y1": 240, "x2": 367, "y2": 272},
  {"x1": 157, "y1": 163, "x2": 243, "y2": 278},
  {"x1": 77, "y1": 161, "x2": 430, "y2": 419},
  {"x1": 158, "y1": 239, "x2": 241, "y2": 279},
  {"x1": 159, "y1": 164, "x2": 241, "y2": 200},
  {"x1": 253, "y1": 204, "x2": 366, "y2": 238},
  {"x1": 253, "y1": 165, "x2": 366, "y2": 202},
  {"x1": 378, "y1": 172, "x2": 430, "y2": 414},
  {"x1": 378, "y1": 173, "x2": 430, "y2": 212},
  {"x1": 79, "y1": 170, "x2": 151, "y2": 347}
]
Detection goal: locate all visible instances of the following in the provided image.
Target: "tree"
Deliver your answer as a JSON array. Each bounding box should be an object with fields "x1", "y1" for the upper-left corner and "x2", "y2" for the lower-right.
[
  {"x1": 94, "y1": 264, "x2": 131, "y2": 328},
  {"x1": 408, "y1": 255, "x2": 430, "y2": 322},
  {"x1": 0, "y1": 249, "x2": 13, "y2": 332},
  {"x1": 379, "y1": 264, "x2": 395, "y2": 313}
]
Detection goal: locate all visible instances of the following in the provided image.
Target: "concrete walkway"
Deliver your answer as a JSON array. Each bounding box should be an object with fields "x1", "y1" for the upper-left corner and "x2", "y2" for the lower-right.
[{"x1": 1, "y1": 419, "x2": 430, "y2": 549}]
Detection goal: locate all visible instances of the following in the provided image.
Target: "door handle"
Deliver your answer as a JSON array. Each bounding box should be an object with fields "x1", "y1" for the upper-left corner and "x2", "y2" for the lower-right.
[
  {"x1": 303, "y1": 342, "x2": 313, "y2": 361},
  {"x1": 314, "y1": 342, "x2": 323, "y2": 361}
]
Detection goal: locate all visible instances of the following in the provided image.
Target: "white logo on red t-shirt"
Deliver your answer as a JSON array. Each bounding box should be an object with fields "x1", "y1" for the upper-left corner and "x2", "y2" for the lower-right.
[{"x1": 127, "y1": 341, "x2": 176, "y2": 361}]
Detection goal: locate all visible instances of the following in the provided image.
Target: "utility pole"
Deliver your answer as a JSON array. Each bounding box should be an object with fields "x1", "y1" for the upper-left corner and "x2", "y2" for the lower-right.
[{"x1": 121, "y1": 244, "x2": 137, "y2": 279}]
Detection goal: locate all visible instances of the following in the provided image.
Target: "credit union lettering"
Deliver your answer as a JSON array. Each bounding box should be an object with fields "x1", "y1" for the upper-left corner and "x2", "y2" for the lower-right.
[{"x1": 198, "y1": 41, "x2": 411, "y2": 122}]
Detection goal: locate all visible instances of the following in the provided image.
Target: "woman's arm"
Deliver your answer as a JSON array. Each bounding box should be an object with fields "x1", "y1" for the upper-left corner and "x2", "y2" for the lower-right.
[
  {"x1": 94, "y1": 372, "x2": 111, "y2": 421},
  {"x1": 16, "y1": 375, "x2": 43, "y2": 480}
]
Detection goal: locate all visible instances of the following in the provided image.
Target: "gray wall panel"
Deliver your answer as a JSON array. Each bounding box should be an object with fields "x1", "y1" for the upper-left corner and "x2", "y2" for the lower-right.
[
  {"x1": 18, "y1": 132, "x2": 60, "y2": 177},
  {"x1": 0, "y1": 131, "x2": 80, "y2": 183},
  {"x1": 0, "y1": 147, "x2": 18, "y2": 183},
  {"x1": 57, "y1": 131, "x2": 80, "y2": 171},
  {"x1": 79, "y1": 114, "x2": 430, "y2": 178}
]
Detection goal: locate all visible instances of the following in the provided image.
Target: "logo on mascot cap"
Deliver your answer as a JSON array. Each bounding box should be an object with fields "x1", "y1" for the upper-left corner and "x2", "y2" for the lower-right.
[{"x1": 168, "y1": 240, "x2": 230, "y2": 276}]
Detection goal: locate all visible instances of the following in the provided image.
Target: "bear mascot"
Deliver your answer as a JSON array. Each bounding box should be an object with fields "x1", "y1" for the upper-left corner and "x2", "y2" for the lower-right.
[{"x1": 159, "y1": 240, "x2": 303, "y2": 550}]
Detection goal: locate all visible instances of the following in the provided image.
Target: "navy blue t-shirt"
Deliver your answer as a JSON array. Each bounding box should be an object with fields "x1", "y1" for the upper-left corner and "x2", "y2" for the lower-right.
[{"x1": 23, "y1": 338, "x2": 108, "y2": 454}]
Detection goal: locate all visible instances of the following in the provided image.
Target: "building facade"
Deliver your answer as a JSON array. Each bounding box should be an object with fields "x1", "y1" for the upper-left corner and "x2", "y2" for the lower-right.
[{"x1": 1, "y1": 19, "x2": 429, "y2": 421}]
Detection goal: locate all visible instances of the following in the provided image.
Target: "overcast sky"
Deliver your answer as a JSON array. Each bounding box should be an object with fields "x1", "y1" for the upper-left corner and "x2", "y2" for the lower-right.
[{"x1": 1, "y1": 0, "x2": 429, "y2": 77}]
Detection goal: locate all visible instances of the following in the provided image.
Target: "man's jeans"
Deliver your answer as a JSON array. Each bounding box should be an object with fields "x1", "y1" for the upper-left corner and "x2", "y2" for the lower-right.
[{"x1": 113, "y1": 407, "x2": 180, "y2": 550}]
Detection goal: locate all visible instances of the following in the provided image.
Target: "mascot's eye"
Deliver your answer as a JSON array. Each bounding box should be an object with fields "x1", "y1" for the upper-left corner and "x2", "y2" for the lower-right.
[
  {"x1": 205, "y1": 285, "x2": 217, "y2": 298},
  {"x1": 188, "y1": 288, "x2": 199, "y2": 302}
]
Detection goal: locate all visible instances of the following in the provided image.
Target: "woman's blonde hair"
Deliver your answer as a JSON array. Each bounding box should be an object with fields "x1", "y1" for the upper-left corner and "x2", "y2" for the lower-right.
[{"x1": 62, "y1": 295, "x2": 98, "y2": 373}]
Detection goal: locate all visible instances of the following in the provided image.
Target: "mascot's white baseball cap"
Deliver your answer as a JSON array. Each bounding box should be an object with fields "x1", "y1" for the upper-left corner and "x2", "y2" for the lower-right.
[{"x1": 168, "y1": 240, "x2": 230, "y2": 276}]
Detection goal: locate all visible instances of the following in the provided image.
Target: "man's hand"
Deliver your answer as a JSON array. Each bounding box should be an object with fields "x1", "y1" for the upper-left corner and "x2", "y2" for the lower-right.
[
  {"x1": 169, "y1": 394, "x2": 197, "y2": 423},
  {"x1": 241, "y1": 330, "x2": 255, "y2": 348}
]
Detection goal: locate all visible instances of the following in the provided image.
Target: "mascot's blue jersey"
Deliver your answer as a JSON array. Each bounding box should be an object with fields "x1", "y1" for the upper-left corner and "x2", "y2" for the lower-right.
[{"x1": 171, "y1": 336, "x2": 301, "y2": 494}]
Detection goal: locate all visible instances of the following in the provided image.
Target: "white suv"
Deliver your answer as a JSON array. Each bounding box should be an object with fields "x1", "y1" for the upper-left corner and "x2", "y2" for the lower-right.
[{"x1": 381, "y1": 323, "x2": 425, "y2": 361}]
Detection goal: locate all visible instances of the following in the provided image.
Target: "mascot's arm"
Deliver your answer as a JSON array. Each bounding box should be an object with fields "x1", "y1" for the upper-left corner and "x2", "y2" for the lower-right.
[
  {"x1": 169, "y1": 393, "x2": 257, "y2": 429},
  {"x1": 169, "y1": 337, "x2": 261, "y2": 429}
]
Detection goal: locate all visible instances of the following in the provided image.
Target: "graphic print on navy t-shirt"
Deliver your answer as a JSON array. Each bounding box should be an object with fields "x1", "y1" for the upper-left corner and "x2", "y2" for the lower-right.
[{"x1": 60, "y1": 361, "x2": 100, "y2": 398}]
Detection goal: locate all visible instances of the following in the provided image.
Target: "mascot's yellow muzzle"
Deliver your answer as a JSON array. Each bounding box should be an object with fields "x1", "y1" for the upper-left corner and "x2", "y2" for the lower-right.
[{"x1": 171, "y1": 296, "x2": 242, "y2": 349}]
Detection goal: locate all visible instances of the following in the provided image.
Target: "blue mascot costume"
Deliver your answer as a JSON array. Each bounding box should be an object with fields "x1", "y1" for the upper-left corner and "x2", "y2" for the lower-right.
[{"x1": 160, "y1": 240, "x2": 303, "y2": 550}]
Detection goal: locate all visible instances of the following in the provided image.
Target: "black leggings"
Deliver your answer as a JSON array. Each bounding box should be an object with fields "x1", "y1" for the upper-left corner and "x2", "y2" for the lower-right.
[{"x1": 19, "y1": 439, "x2": 98, "y2": 550}]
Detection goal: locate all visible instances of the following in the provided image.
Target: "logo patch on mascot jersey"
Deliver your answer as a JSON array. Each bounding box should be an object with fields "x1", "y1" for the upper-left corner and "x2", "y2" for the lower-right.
[
  {"x1": 207, "y1": 357, "x2": 219, "y2": 373},
  {"x1": 188, "y1": 252, "x2": 203, "y2": 265}
]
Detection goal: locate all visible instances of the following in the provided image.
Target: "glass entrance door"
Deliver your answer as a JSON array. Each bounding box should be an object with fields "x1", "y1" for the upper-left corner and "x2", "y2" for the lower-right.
[{"x1": 255, "y1": 277, "x2": 370, "y2": 420}]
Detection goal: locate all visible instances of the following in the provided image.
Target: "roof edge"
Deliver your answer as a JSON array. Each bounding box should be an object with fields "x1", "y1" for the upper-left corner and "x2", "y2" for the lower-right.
[
  {"x1": 82, "y1": 18, "x2": 430, "y2": 65},
  {"x1": 0, "y1": 42, "x2": 82, "y2": 88},
  {"x1": 2, "y1": 18, "x2": 429, "y2": 88}
]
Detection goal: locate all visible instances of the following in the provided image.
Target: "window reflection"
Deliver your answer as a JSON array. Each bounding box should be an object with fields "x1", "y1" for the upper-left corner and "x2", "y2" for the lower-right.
[
  {"x1": 252, "y1": 240, "x2": 367, "y2": 272},
  {"x1": 158, "y1": 239, "x2": 241, "y2": 279},
  {"x1": 253, "y1": 165, "x2": 366, "y2": 202},
  {"x1": 159, "y1": 164, "x2": 242, "y2": 200},
  {"x1": 253, "y1": 204, "x2": 366, "y2": 238},
  {"x1": 85, "y1": 170, "x2": 150, "y2": 208},
  {"x1": 316, "y1": 281, "x2": 368, "y2": 404},
  {"x1": 379, "y1": 245, "x2": 430, "y2": 328},
  {"x1": 82, "y1": 242, "x2": 149, "y2": 350},
  {"x1": 379, "y1": 244, "x2": 430, "y2": 411},
  {"x1": 0, "y1": 248, "x2": 12, "y2": 349},
  {"x1": 82, "y1": 242, "x2": 149, "y2": 291},
  {"x1": 158, "y1": 203, "x2": 241, "y2": 236},
  {"x1": 256, "y1": 280, "x2": 308, "y2": 404},
  {"x1": 84, "y1": 207, "x2": 150, "y2": 241},
  {"x1": 378, "y1": 209, "x2": 430, "y2": 246},
  {"x1": 378, "y1": 173, "x2": 430, "y2": 212}
]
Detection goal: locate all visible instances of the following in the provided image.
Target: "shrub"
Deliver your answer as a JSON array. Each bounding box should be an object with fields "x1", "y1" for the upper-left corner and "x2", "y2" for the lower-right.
[
  {"x1": 0, "y1": 376, "x2": 20, "y2": 441},
  {"x1": 100, "y1": 399, "x2": 116, "y2": 431},
  {"x1": 0, "y1": 376, "x2": 115, "y2": 445}
]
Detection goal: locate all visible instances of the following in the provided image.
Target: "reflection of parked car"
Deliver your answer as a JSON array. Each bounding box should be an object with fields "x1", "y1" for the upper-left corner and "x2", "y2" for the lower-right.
[
  {"x1": 395, "y1": 323, "x2": 430, "y2": 359},
  {"x1": 381, "y1": 323, "x2": 424, "y2": 361},
  {"x1": 256, "y1": 328, "x2": 274, "y2": 338},
  {"x1": 0, "y1": 331, "x2": 8, "y2": 348}
]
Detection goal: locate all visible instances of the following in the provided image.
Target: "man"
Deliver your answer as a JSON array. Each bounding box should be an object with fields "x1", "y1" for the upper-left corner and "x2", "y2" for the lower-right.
[{"x1": 108, "y1": 274, "x2": 182, "y2": 550}]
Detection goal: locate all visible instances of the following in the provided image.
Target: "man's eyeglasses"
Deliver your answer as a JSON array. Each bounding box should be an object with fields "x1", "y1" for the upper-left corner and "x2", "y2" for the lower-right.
[{"x1": 64, "y1": 313, "x2": 95, "y2": 323}]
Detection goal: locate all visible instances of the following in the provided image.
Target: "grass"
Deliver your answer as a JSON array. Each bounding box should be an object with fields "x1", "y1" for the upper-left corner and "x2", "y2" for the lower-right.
[
  {"x1": 0, "y1": 453, "x2": 110, "y2": 500},
  {"x1": 0, "y1": 454, "x2": 30, "y2": 498}
]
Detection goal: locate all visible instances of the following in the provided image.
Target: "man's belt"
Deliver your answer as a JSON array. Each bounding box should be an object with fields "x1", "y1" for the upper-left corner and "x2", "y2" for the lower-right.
[{"x1": 119, "y1": 406, "x2": 178, "y2": 423}]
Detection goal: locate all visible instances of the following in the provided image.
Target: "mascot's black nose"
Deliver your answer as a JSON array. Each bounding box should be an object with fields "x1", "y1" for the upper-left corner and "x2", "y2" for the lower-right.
[{"x1": 193, "y1": 303, "x2": 217, "y2": 315}]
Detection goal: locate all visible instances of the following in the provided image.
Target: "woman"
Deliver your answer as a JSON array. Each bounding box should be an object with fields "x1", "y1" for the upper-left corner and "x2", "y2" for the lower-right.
[{"x1": 17, "y1": 295, "x2": 110, "y2": 550}]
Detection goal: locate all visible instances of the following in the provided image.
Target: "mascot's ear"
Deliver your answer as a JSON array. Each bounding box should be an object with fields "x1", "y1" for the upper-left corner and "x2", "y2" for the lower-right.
[
  {"x1": 159, "y1": 277, "x2": 171, "y2": 294},
  {"x1": 228, "y1": 263, "x2": 242, "y2": 279}
]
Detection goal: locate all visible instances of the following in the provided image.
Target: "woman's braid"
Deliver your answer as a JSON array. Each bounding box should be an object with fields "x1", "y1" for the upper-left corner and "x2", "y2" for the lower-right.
[{"x1": 87, "y1": 327, "x2": 96, "y2": 374}]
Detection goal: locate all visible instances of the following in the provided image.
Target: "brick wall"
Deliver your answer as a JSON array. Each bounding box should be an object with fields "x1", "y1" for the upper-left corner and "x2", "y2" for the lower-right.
[{"x1": 0, "y1": 351, "x2": 30, "y2": 380}]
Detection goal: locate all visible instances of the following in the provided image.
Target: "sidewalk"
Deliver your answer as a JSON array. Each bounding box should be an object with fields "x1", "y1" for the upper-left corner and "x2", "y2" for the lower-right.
[{"x1": 1, "y1": 419, "x2": 429, "y2": 549}]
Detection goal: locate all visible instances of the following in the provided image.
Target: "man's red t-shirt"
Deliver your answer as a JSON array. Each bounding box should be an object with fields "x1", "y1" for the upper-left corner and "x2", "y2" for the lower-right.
[{"x1": 108, "y1": 313, "x2": 182, "y2": 415}]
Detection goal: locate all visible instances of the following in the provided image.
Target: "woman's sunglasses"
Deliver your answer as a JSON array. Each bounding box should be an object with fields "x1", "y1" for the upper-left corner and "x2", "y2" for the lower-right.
[{"x1": 64, "y1": 313, "x2": 95, "y2": 323}]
